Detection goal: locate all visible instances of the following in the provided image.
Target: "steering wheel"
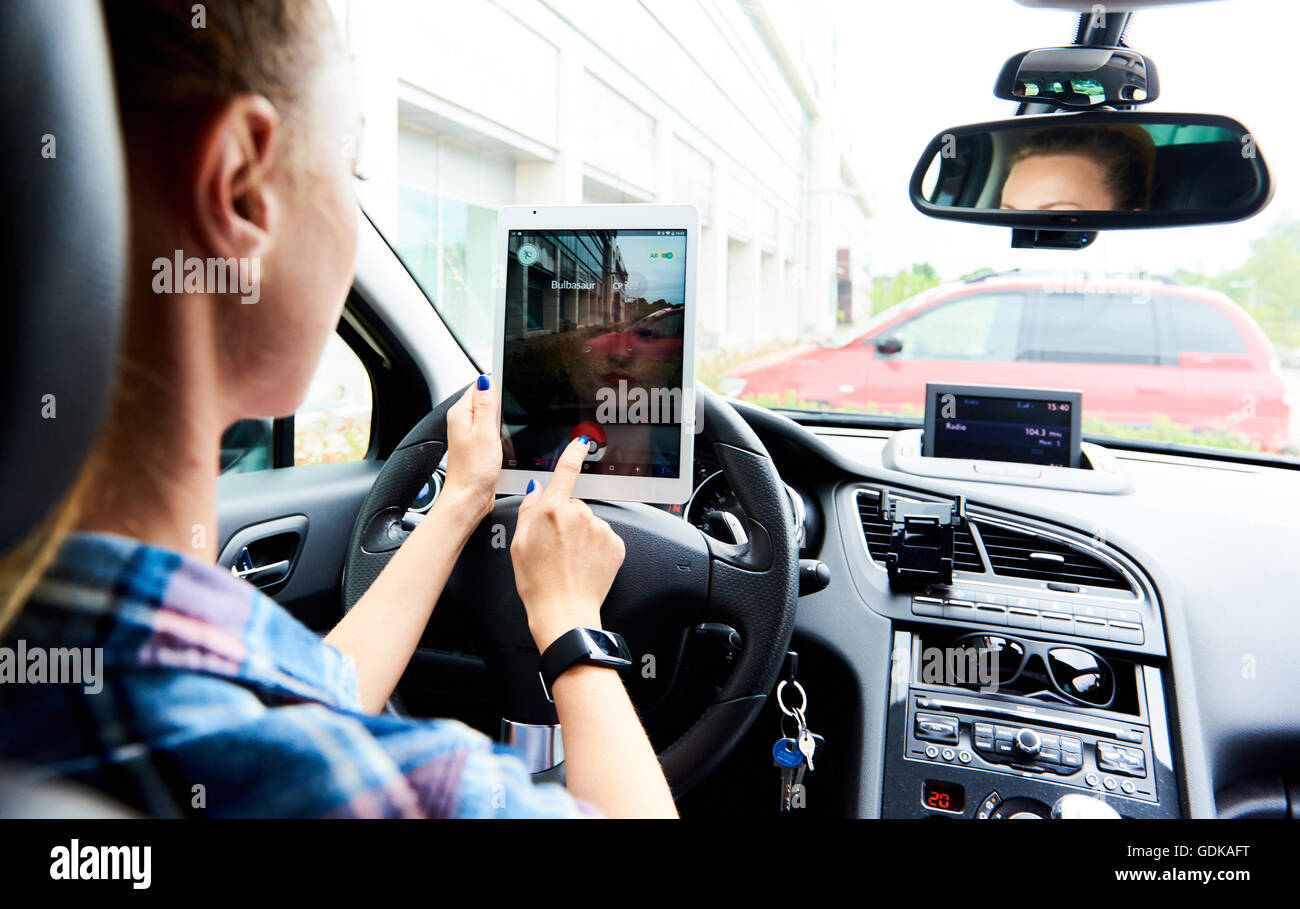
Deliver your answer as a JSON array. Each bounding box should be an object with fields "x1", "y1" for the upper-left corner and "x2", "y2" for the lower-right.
[{"x1": 341, "y1": 385, "x2": 798, "y2": 796}]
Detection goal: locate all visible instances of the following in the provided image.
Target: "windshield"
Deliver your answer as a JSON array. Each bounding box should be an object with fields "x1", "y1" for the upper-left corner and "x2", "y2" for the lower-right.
[{"x1": 353, "y1": 0, "x2": 1296, "y2": 461}]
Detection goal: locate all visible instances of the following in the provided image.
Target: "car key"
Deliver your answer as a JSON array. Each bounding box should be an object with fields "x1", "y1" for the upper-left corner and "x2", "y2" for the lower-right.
[
  {"x1": 772, "y1": 737, "x2": 802, "y2": 812},
  {"x1": 797, "y1": 722, "x2": 817, "y2": 772}
]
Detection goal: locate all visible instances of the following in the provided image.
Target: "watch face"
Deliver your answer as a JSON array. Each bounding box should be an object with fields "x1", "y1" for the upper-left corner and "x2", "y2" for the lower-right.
[{"x1": 583, "y1": 629, "x2": 630, "y2": 661}]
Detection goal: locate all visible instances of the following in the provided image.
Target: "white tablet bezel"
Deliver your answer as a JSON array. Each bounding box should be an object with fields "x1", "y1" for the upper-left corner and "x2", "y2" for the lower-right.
[{"x1": 493, "y1": 204, "x2": 699, "y2": 504}]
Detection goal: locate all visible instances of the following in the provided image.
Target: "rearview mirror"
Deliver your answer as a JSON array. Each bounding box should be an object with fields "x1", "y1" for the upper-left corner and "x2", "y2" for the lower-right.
[{"x1": 910, "y1": 112, "x2": 1272, "y2": 231}]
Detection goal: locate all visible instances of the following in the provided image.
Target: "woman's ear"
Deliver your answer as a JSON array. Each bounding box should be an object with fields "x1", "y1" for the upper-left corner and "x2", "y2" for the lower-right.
[{"x1": 191, "y1": 95, "x2": 280, "y2": 260}]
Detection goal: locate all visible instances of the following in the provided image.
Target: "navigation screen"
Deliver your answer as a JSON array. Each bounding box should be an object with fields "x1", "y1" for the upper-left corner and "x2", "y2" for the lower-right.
[
  {"x1": 923, "y1": 384, "x2": 1082, "y2": 468},
  {"x1": 500, "y1": 228, "x2": 688, "y2": 478}
]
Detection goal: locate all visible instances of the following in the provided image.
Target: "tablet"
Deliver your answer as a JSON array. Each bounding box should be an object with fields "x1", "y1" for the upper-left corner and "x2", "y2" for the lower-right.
[{"x1": 493, "y1": 204, "x2": 699, "y2": 504}]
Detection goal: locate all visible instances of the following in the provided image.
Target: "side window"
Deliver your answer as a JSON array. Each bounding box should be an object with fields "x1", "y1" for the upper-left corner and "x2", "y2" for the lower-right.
[
  {"x1": 294, "y1": 333, "x2": 374, "y2": 466},
  {"x1": 220, "y1": 418, "x2": 274, "y2": 475},
  {"x1": 888, "y1": 292, "x2": 1025, "y2": 361},
  {"x1": 218, "y1": 334, "x2": 374, "y2": 475},
  {"x1": 1026, "y1": 292, "x2": 1160, "y2": 365},
  {"x1": 1166, "y1": 296, "x2": 1247, "y2": 354}
]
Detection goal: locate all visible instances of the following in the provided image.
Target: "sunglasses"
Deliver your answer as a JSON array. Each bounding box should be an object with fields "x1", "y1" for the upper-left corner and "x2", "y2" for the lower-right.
[{"x1": 948, "y1": 633, "x2": 1116, "y2": 708}]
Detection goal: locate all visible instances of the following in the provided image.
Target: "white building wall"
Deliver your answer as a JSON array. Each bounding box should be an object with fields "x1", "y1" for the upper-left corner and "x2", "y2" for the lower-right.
[{"x1": 341, "y1": 0, "x2": 872, "y2": 363}]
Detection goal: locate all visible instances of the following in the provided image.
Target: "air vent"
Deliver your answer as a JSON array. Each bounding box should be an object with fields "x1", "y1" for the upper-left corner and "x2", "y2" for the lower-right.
[
  {"x1": 974, "y1": 521, "x2": 1130, "y2": 590},
  {"x1": 856, "y1": 489, "x2": 984, "y2": 573}
]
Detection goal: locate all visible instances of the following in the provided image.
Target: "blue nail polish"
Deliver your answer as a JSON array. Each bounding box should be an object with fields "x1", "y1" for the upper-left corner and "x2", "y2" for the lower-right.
[
  {"x1": 476, "y1": 374, "x2": 490, "y2": 391},
  {"x1": 578, "y1": 435, "x2": 589, "y2": 446},
  {"x1": 526, "y1": 479, "x2": 536, "y2": 493}
]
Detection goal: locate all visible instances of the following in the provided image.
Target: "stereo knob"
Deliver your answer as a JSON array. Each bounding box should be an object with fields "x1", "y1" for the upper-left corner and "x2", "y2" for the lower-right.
[{"x1": 1014, "y1": 728, "x2": 1041, "y2": 757}]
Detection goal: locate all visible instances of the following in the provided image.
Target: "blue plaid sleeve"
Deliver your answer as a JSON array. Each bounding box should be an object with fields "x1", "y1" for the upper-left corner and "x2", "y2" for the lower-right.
[{"x1": 118, "y1": 674, "x2": 600, "y2": 818}]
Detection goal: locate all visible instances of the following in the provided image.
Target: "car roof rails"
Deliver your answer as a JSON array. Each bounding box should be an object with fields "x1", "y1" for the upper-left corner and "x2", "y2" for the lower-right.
[
  {"x1": 961, "y1": 268, "x2": 1182, "y2": 287},
  {"x1": 962, "y1": 267, "x2": 1021, "y2": 283}
]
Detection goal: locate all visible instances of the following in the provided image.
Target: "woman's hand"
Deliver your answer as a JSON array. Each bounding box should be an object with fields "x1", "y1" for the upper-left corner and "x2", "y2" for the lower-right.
[
  {"x1": 509, "y1": 437, "x2": 675, "y2": 817},
  {"x1": 511, "y1": 436, "x2": 625, "y2": 651},
  {"x1": 442, "y1": 376, "x2": 501, "y2": 524}
]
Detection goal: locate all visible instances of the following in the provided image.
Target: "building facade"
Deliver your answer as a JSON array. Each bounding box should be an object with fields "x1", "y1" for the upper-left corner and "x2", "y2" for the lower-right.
[{"x1": 335, "y1": 0, "x2": 872, "y2": 363}]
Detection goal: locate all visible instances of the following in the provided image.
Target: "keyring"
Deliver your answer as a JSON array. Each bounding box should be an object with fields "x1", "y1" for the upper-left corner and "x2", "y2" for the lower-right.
[{"x1": 776, "y1": 679, "x2": 807, "y2": 717}]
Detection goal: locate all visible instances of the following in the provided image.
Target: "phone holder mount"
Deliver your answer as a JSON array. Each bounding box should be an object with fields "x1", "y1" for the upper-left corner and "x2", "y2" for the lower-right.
[{"x1": 878, "y1": 492, "x2": 967, "y2": 589}]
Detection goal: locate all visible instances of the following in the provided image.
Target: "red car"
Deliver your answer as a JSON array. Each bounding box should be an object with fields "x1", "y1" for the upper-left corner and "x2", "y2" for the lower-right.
[
  {"x1": 584, "y1": 304, "x2": 685, "y2": 360},
  {"x1": 724, "y1": 273, "x2": 1293, "y2": 451}
]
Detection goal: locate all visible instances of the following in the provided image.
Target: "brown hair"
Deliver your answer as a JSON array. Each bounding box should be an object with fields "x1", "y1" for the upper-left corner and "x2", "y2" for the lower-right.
[
  {"x1": 0, "y1": 1, "x2": 337, "y2": 637},
  {"x1": 102, "y1": 0, "x2": 336, "y2": 179},
  {"x1": 0, "y1": 474, "x2": 93, "y2": 637},
  {"x1": 1009, "y1": 124, "x2": 1157, "y2": 210}
]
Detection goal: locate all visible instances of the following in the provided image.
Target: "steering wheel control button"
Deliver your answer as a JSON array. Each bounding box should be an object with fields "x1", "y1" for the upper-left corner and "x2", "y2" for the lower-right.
[{"x1": 915, "y1": 713, "x2": 959, "y2": 744}]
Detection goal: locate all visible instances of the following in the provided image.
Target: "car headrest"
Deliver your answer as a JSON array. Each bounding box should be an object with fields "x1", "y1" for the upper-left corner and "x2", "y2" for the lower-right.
[
  {"x1": 0, "y1": 0, "x2": 126, "y2": 551},
  {"x1": 1150, "y1": 142, "x2": 1256, "y2": 212}
]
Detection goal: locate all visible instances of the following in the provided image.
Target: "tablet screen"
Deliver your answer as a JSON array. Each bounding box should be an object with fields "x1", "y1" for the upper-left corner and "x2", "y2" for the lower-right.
[{"x1": 500, "y1": 228, "x2": 688, "y2": 479}]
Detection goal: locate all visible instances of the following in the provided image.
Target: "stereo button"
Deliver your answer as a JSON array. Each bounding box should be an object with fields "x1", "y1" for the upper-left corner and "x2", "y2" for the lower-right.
[
  {"x1": 1097, "y1": 741, "x2": 1146, "y2": 777},
  {"x1": 915, "y1": 713, "x2": 959, "y2": 744}
]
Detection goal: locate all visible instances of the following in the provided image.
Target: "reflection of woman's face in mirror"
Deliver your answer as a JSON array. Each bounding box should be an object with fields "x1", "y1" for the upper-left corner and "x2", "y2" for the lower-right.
[
  {"x1": 1000, "y1": 152, "x2": 1120, "y2": 211},
  {"x1": 997, "y1": 125, "x2": 1154, "y2": 212}
]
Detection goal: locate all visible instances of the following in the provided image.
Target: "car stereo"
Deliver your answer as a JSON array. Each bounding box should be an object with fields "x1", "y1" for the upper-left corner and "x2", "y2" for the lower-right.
[{"x1": 922, "y1": 383, "x2": 1083, "y2": 469}]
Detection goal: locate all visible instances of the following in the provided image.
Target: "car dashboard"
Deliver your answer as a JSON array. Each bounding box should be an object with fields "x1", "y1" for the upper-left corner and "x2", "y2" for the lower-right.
[{"x1": 684, "y1": 399, "x2": 1300, "y2": 819}]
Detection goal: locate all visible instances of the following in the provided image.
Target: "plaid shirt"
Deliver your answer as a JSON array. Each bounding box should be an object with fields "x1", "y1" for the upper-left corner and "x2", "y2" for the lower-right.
[{"x1": 0, "y1": 532, "x2": 596, "y2": 818}]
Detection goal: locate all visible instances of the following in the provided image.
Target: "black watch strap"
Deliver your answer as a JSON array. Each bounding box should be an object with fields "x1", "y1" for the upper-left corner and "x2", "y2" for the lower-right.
[{"x1": 539, "y1": 628, "x2": 632, "y2": 701}]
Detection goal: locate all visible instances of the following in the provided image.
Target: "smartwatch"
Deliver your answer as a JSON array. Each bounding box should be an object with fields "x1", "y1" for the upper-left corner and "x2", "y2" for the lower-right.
[{"x1": 539, "y1": 628, "x2": 632, "y2": 701}]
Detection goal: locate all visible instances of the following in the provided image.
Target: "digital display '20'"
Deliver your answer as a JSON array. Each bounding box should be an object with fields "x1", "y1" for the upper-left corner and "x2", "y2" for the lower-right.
[{"x1": 922, "y1": 779, "x2": 966, "y2": 814}]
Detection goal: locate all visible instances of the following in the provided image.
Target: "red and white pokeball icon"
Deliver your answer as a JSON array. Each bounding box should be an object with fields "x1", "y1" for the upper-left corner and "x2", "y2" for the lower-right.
[{"x1": 570, "y1": 421, "x2": 607, "y2": 460}]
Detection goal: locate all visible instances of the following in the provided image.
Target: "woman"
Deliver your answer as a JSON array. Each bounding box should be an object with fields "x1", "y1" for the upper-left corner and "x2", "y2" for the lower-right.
[
  {"x1": 0, "y1": 0, "x2": 675, "y2": 818},
  {"x1": 999, "y1": 124, "x2": 1156, "y2": 212}
]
